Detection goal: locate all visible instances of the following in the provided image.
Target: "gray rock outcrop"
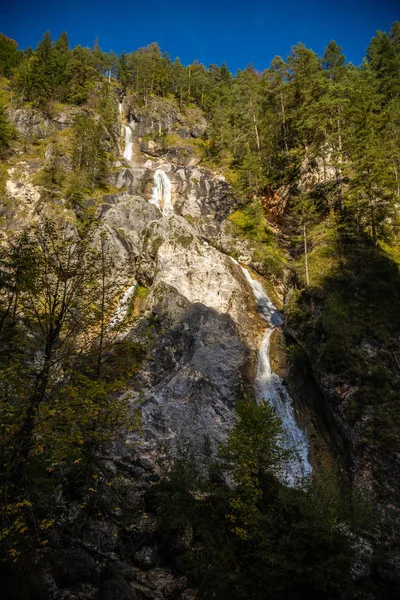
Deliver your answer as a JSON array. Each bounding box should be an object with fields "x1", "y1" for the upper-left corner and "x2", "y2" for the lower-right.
[{"x1": 9, "y1": 107, "x2": 54, "y2": 138}]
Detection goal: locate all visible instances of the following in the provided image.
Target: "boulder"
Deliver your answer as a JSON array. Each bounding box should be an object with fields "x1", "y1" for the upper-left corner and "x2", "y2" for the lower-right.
[
  {"x1": 125, "y1": 97, "x2": 178, "y2": 140},
  {"x1": 375, "y1": 552, "x2": 400, "y2": 586},
  {"x1": 82, "y1": 520, "x2": 119, "y2": 552},
  {"x1": 97, "y1": 578, "x2": 137, "y2": 600},
  {"x1": 133, "y1": 546, "x2": 157, "y2": 570},
  {"x1": 176, "y1": 107, "x2": 207, "y2": 138},
  {"x1": 52, "y1": 106, "x2": 88, "y2": 129},
  {"x1": 32, "y1": 574, "x2": 59, "y2": 600},
  {"x1": 9, "y1": 107, "x2": 54, "y2": 138}
]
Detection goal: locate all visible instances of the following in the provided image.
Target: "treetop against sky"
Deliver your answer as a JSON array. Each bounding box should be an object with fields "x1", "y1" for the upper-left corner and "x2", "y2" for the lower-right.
[{"x1": 2, "y1": 0, "x2": 400, "y2": 72}]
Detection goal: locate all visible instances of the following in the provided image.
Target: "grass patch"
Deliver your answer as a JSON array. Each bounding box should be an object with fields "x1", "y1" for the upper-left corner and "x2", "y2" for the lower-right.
[{"x1": 228, "y1": 200, "x2": 287, "y2": 279}]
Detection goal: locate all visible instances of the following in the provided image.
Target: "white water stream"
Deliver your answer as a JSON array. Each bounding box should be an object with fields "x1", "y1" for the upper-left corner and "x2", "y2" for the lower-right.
[
  {"x1": 123, "y1": 125, "x2": 133, "y2": 162},
  {"x1": 233, "y1": 258, "x2": 312, "y2": 486},
  {"x1": 108, "y1": 283, "x2": 137, "y2": 330},
  {"x1": 150, "y1": 169, "x2": 174, "y2": 217}
]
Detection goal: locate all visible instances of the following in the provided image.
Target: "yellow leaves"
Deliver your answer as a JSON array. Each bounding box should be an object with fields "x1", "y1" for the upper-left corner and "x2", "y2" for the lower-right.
[
  {"x1": 73, "y1": 457, "x2": 82, "y2": 464},
  {"x1": 41, "y1": 539, "x2": 49, "y2": 545},
  {"x1": 232, "y1": 526, "x2": 251, "y2": 541},
  {"x1": 8, "y1": 548, "x2": 20, "y2": 562},
  {"x1": 40, "y1": 519, "x2": 55, "y2": 529},
  {"x1": 88, "y1": 487, "x2": 97, "y2": 493}
]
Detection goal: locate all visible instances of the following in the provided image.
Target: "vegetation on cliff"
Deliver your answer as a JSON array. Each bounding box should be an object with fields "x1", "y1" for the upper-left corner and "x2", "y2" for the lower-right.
[{"x1": 0, "y1": 21, "x2": 399, "y2": 599}]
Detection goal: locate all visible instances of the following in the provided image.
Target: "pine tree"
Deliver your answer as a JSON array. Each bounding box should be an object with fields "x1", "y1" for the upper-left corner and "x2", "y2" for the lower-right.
[
  {"x1": 117, "y1": 52, "x2": 130, "y2": 89},
  {"x1": 71, "y1": 113, "x2": 108, "y2": 188},
  {"x1": 53, "y1": 32, "x2": 70, "y2": 100},
  {"x1": 65, "y1": 45, "x2": 97, "y2": 104},
  {"x1": 0, "y1": 33, "x2": 20, "y2": 77},
  {"x1": 367, "y1": 30, "x2": 400, "y2": 99},
  {"x1": 12, "y1": 32, "x2": 56, "y2": 106}
]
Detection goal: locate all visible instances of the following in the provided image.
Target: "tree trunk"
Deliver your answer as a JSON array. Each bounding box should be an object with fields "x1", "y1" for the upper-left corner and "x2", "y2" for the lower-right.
[
  {"x1": 304, "y1": 223, "x2": 310, "y2": 287},
  {"x1": 250, "y1": 98, "x2": 261, "y2": 158},
  {"x1": 96, "y1": 238, "x2": 106, "y2": 378},
  {"x1": 280, "y1": 91, "x2": 289, "y2": 155},
  {"x1": 336, "y1": 107, "x2": 344, "y2": 211}
]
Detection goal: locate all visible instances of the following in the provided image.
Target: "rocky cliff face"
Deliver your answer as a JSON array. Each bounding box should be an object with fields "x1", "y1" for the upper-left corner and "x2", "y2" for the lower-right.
[
  {"x1": 122, "y1": 97, "x2": 207, "y2": 141},
  {"x1": 4, "y1": 95, "x2": 397, "y2": 599},
  {"x1": 3, "y1": 98, "x2": 269, "y2": 465},
  {"x1": 2, "y1": 97, "x2": 271, "y2": 600},
  {"x1": 99, "y1": 178, "x2": 262, "y2": 467}
]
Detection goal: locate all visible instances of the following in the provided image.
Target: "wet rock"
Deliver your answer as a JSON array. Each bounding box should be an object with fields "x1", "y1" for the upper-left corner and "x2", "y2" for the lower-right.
[
  {"x1": 97, "y1": 578, "x2": 137, "y2": 600},
  {"x1": 133, "y1": 546, "x2": 157, "y2": 570}
]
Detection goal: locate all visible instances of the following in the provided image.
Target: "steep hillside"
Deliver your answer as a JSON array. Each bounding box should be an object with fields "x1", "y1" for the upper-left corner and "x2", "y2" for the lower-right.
[{"x1": 1, "y1": 26, "x2": 400, "y2": 600}]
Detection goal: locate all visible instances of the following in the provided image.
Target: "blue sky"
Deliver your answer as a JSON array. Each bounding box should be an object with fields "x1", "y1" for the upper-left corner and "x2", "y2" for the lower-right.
[{"x1": 1, "y1": 0, "x2": 399, "y2": 72}]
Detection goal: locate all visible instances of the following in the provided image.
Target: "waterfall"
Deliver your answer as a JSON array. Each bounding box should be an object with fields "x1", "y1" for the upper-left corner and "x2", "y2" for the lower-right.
[
  {"x1": 255, "y1": 328, "x2": 312, "y2": 486},
  {"x1": 234, "y1": 259, "x2": 312, "y2": 486},
  {"x1": 118, "y1": 102, "x2": 123, "y2": 119},
  {"x1": 123, "y1": 125, "x2": 133, "y2": 162},
  {"x1": 108, "y1": 283, "x2": 137, "y2": 330},
  {"x1": 150, "y1": 169, "x2": 174, "y2": 217}
]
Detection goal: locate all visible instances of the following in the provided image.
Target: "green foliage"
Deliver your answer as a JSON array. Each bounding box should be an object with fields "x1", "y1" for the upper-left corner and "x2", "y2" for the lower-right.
[
  {"x1": 0, "y1": 33, "x2": 20, "y2": 77},
  {"x1": 154, "y1": 400, "x2": 357, "y2": 600},
  {"x1": 98, "y1": 81, "x2": 118, "y2": 134},
  {"x1": 228, "y1": 201, "x2": 287, "y2": 277},
  {"x1": 287, "y1": 220, "x2": 400, "y2": 452},
  {"x1": 65, "y1": 45, "x2": 97, "y2": 104},
  {"x1": 0, "y1": 220, "x2": 142, "y2": 559},
  {"x1": 0, "y1": 95, "x2": 15, "y2": 155},
  {"x1": 70, "y1": 113, "x2": 108, "y2": 189}
]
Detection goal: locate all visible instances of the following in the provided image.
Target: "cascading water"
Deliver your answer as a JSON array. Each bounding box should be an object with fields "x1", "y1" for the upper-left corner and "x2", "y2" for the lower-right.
[
  {"x1": 150, "y1": 169, "x2": 174, "y2": 217},
  {"x1": 123, "y1": 125, "x2": 133, "y2": 162},
  {"x1": 108, "y1": 283, "x2": 137, "y2": 330},
  {"x1": 233, "y1": 258, "x2": 312, "y2": 486}
]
